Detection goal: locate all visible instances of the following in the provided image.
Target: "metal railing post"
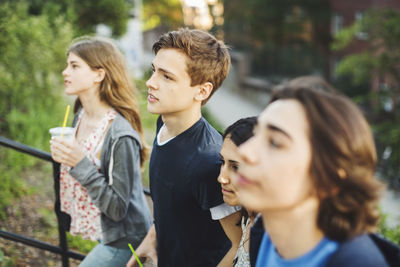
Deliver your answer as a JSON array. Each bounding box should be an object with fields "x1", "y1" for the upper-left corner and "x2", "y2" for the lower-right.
[{"x1": 52, "y1": 161, "x2": 70, "y2": 267}]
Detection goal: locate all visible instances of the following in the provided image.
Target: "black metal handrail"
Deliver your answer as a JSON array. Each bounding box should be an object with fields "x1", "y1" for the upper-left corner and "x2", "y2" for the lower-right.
[
  {"x1": 0, "y1": 230, "x2": 85, "y2": 260},
  {"x1": 0, "y1": 136, "x2": 150, "y2": 266},
  {"x1": 0, "y1": 136, "x2": 53, "y2": 162}
]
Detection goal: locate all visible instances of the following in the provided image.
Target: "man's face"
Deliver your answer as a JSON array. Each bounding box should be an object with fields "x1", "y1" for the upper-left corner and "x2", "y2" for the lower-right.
[{"x1": 146, "y1": 48, "x2": 200, "y2": 116}]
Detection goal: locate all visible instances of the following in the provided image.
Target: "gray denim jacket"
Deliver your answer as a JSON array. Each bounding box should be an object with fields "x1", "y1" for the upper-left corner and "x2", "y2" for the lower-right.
[{"x1": 69, "y1": 111, "x2": 152, "y2": 246}]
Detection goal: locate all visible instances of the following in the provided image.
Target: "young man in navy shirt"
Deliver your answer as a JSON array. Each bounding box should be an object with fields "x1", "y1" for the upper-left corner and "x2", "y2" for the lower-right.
[{"x1": 127, "y1": 28, "x2": 240, "y2": 267}]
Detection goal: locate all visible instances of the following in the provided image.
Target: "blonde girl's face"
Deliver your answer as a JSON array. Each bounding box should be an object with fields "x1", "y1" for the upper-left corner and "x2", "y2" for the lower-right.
[
  {"x1": 62, "y1": 52, "x2": 101, "y2": 96},
  {"x1": 218, "y1": 137, "x2": 241, "y2": 206},
  {"x1": 234, "y1": 99, "x2": 315, "y2": 213}
]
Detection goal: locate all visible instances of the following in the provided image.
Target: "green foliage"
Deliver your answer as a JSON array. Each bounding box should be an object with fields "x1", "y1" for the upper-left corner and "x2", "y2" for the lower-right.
[
  {"x1": 0, "y1": 1, "x2": 74, "y2": 215},
  {"x1": 335, "y1": 53, "x2": 374, "y2": 86},
  {"x1": 0, "y1": 248, "x2": 15, "y2": 267},
  {"x1": 67, "y1": 233, "x2": 97, "y2": 254},
  {"x1": 224, "y1": 0, "x2": 331, "y2": 76},
  {"x1": 0, "y1": 1, "x2": 74, "y2": 142},
  {"x1": 0, "y1": 165, "x2": 28, "y2": 219},
  {"x1": 201, "y1": 107, "x2": 224, "y2": 134},
  {"x1": 73, "y1": 0, "x2": 133, "y2": 36},
  {"x1": 333, "y1": 9, "x2": 400, "y2": 84},
  {"x1": 331, "y1": 23, "x2": 358, "y2": 51},
  {"x1": 374, "y1": 117, "x2": 400, "y2": 186},
  {"x1": 135, "y1": 76, "x2": 157, "y2": 186},
  {"x1": 379, "y1": 212, "x2": 400, "y2": 245},
  {"x1": 37, "y1": 207, "x2": 58, "y2": 229},
  {"x1": 143, "y1": 0, "x2": 183, "y2": 31},
  {"x1": 332, "y1": 8, "x2": 400, "y2": 187},
  {"x1": 135, "y1": 77, "x2": 158, "y2": 134},
  {"x1": 333, "y1": 8, "x2": 400, "y2": 87},
  {"x1": 11, "y1": 0, "x2": 133, "y2": 37}
]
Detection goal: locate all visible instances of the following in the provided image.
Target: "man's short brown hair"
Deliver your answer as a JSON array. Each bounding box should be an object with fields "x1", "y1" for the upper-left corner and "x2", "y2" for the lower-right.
[{"x1": 152, "y1": 28, "x2": 231, "y2": 104}]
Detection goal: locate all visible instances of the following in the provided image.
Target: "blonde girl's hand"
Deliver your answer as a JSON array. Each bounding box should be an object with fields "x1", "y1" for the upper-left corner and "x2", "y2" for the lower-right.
[{"x1": 50, "y1": 137, "x2": 86, "y2": 167}]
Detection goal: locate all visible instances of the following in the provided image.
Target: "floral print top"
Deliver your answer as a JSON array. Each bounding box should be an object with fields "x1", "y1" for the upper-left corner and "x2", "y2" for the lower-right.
[{"x1": 59, "y1": 108, "x2": 117, "y2": 241}]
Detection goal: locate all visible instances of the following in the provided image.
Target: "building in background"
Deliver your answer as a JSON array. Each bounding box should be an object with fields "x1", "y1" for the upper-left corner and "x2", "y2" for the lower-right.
[{"x1": 330, "y1": 0, "x2": 400, "y2": 80}]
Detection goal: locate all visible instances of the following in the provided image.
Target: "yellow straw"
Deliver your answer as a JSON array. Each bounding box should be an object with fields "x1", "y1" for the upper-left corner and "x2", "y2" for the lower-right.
[
  {"x1": 60, "y1": 105, "x2": 70, "y2": 138},
  {"x1": 128, "y1": 243, "x2": 143, "y2": 267}
]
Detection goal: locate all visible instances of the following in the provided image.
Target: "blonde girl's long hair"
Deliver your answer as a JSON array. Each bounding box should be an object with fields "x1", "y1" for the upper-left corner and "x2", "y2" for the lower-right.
[{"x1": 68, "y1": 36, "x2": 148, "y2": 165}]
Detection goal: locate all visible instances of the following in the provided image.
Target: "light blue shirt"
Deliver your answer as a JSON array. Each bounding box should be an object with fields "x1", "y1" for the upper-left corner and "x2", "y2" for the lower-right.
[{"x1": 255, "y1": 232, "x2": 339, "y2": 267}]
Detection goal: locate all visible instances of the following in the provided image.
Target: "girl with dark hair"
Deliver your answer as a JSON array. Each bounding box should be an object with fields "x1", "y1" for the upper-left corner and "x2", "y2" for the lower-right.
[{"x1": 217, "y1": 117, "x2": 257, "y2": 267}]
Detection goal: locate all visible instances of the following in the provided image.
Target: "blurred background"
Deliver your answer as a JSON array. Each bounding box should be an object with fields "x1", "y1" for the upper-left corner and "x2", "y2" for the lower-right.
[{"x1": 0, "y1": 0, "x2": 399, "y2": 266}]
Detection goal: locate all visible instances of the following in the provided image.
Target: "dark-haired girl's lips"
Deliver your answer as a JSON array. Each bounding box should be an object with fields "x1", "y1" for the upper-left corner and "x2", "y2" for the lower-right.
[{"x1": 221, "y1": 188, "x2": 234, "y2": 195}]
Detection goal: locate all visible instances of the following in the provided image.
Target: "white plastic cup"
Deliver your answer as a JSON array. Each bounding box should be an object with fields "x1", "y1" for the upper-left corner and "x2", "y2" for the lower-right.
[{"x1": 49, "y1": 127, "x2": 75, "y2": 142}]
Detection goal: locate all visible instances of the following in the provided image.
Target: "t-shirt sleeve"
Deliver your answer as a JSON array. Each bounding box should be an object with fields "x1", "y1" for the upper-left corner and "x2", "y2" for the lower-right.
[
  {"x1": 210, "y1": 203, "x2": 241, "y2": 220},
  {"x1": 190, "y1": 148, "x2": 224, "y2": 210}
]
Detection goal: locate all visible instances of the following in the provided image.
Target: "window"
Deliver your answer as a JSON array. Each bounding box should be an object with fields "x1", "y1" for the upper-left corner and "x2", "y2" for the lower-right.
[
  {"x1": 331, "y1": 13, "x2": 343, "y2": 35},
  {"x1": 355, "y1": 11, "x2": 368, "y2": 40}
]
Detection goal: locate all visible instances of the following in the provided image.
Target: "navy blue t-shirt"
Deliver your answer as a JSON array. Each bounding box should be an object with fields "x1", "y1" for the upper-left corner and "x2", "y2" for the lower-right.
[{"x1": 150, "y1": 117, "x2": 230, "y2": 267}]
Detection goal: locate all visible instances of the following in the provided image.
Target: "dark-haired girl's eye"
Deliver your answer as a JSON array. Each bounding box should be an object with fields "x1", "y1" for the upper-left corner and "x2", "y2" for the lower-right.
[{"x1": 229, "y1": 163, "x2": 238, "y2": 172}]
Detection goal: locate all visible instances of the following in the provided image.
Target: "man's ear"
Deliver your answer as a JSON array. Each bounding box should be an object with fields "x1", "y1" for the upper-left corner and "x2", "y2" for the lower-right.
[
  {"x1": 95, "y1": 68, "x2": 105, "y2": 83},
  {"x1": 195, "y1": 82, "x2": 213, "y2": 102}
]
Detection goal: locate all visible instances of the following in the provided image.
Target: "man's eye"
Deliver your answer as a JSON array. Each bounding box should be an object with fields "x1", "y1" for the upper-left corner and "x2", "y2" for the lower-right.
[{"x1": 164, "y1": 74, "x2": 172, "y2": 80}]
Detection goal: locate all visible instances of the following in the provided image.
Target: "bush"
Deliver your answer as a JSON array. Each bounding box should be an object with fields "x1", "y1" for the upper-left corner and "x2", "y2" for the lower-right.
[
  {"x1": 0, "y1": 1, "x2": 74, "y2": 216},
  {"x1": 379, "y1": 212, "x2": 400, "y2": 245},
  {"x1": 0, "y1": 247, "x2": 15, "y2": 267}
]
